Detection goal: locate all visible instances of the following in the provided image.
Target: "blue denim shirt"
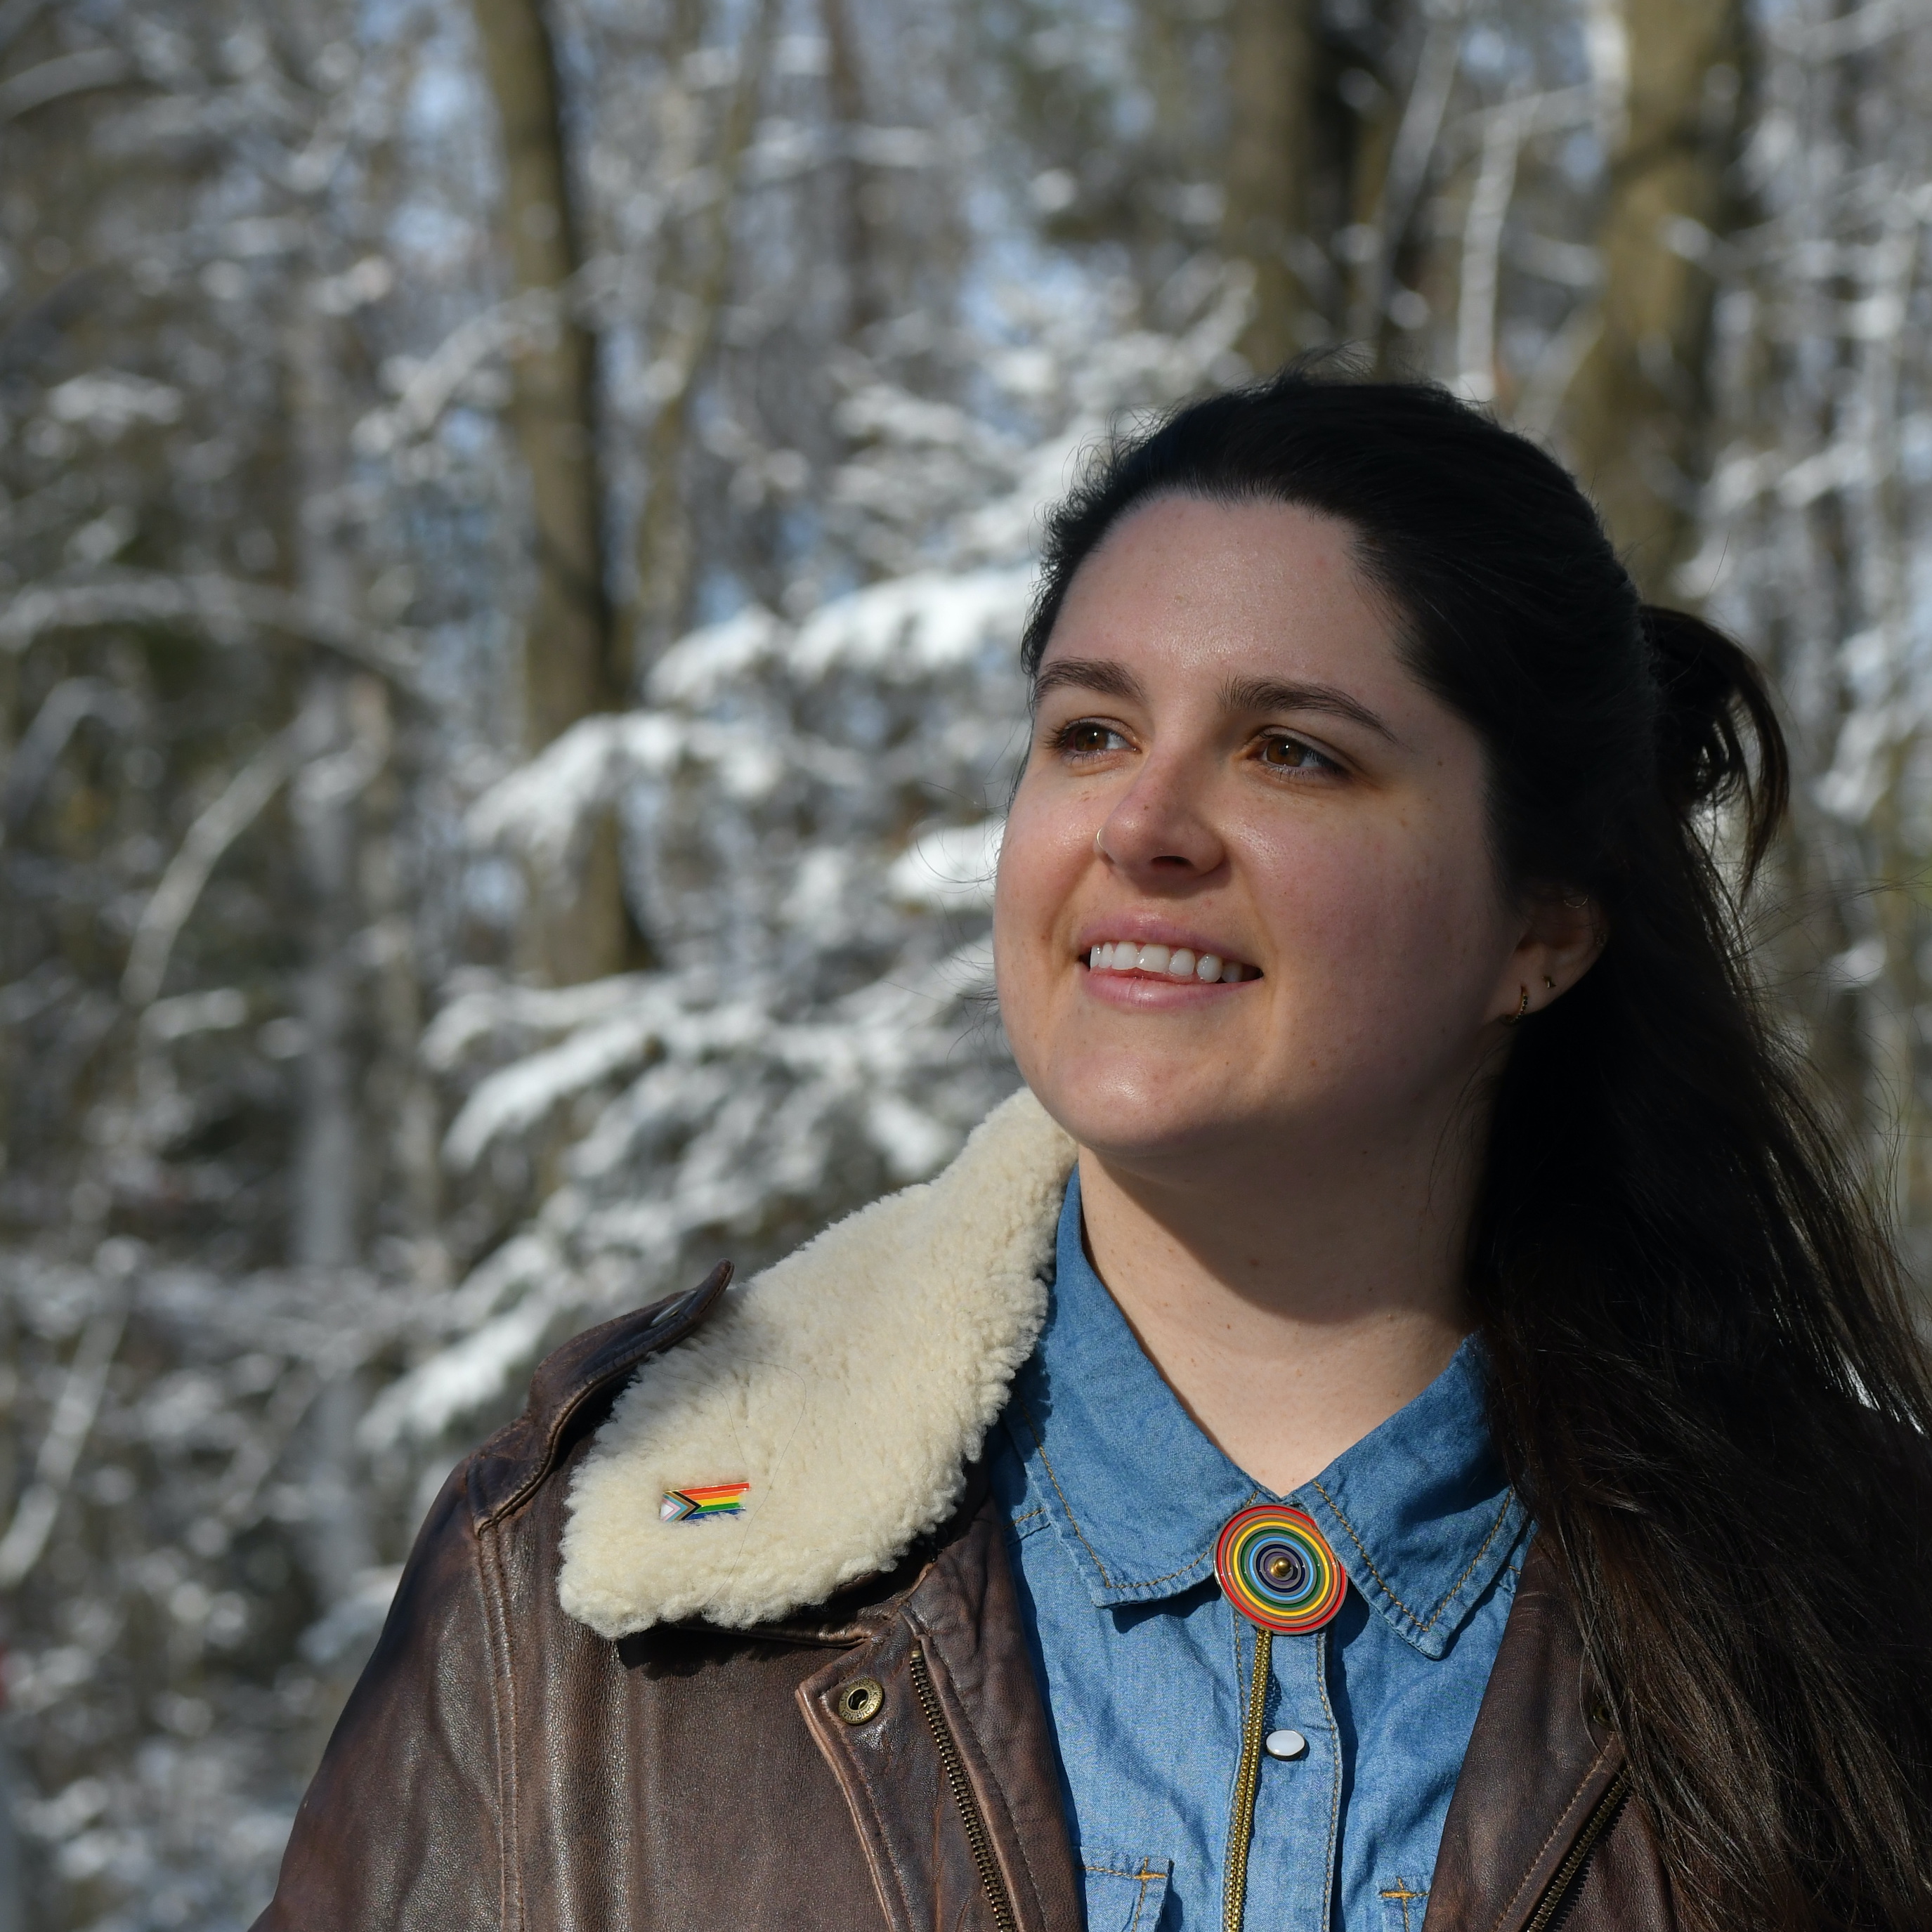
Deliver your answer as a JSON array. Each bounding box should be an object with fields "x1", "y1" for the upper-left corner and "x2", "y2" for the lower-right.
[{"x1": 987, "y1": 1175, "x2": 1529, "y2": 1932}]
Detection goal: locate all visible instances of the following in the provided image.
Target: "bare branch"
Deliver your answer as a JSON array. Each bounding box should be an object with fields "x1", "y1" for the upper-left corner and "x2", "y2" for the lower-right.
[
  {"x1": 1364, "y1": 22, "x2": 1461, "y2": 318},
  {"x1": 122, "y1": 729, "x2": 301, "y2": 1008},
  {"x1": 1514, "y1": 301, "x2": 1604, "y2": 441},
  {"x1": 0, "y1": 570, "x2": 424, "y2": 694},
  {"x1": 0, "y1": 47, "x2": 136, "y2": 123},
  {"x1": 1775, "y1": 0, "x2": 1916, "y2": 59},
  {"x1": 1456, "y1": 98, "x2": 1527, "y2": 403},
  {"x1": 0, "y1": 1303, "x2": 126, "y2": 1591},
  {"x1": 0, "y1": 674, "x2": 137, "y2": 845}
]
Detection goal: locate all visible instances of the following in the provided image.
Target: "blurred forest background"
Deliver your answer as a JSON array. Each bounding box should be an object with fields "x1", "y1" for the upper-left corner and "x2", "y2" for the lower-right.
[{"x1": 0, "y1": 0, "x2": 1927, "y2": 1922}]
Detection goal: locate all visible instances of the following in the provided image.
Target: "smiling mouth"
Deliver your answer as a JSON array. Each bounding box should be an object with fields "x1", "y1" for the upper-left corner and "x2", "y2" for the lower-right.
[{"x1": 1084, "y1": 941, "x2": 1260, "y2": 984}]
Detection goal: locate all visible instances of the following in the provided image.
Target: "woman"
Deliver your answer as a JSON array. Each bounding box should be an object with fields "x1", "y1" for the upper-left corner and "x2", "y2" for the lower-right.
[{"x1": 257, "y1": 371, "x2": 1932, "y2": 1932}]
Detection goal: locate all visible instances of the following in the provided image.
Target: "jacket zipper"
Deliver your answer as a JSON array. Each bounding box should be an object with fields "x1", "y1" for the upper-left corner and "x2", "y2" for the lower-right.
[
  {"x1": 906, "y1": 1631, "x2": 1624, "y2": 1932},
  {"x1": 1522, "y1": 1763, "x2": 1633, "y2": 1932},
  {"x1": 1221, "y1": 1626, "x2": 1274, "y2": 1932},
  {"x1": 908, "y1": 1643, "x2": 1019, "y2": 1932}
]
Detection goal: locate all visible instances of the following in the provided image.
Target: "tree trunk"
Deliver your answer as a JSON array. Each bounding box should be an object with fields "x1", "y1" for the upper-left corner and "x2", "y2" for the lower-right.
[
  {"x1": 470, "y1": 0, "x2": 629, "y2": 986},
  {"x1": 625, "y1": 0, "x2": 778, "y2": 674},
  {"x1": 1219, "y1": 0, "x2": 1321, "y2": 372},
  {"x1": 287, "y1": 302, "x2": 363, "y2": 1281},
  {"x1": 1560, "y1": 0, "x2": 1743, "y2": 596},
  {"x1": 287, "y1": 298, "x2": 375, "y2": 1601},
  {"x1": 821, "y1": 0, "x2": 884, "y2": 339}
]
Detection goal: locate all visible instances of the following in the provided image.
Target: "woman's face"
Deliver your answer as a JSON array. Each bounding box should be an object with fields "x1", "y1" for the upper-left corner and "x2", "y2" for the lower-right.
[{"x1": 995, "y1": 493, "x2": 1545, "y2": 1177}]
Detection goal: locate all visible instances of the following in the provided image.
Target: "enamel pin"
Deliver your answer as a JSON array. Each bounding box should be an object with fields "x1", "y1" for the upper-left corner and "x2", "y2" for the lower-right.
[
  {"x1": 1214, "y1": 1503, "x2": 1346, "y2": 1633},
  {"x1": 660, "y1": 1481, "x2": 750, "y2": 1522}
]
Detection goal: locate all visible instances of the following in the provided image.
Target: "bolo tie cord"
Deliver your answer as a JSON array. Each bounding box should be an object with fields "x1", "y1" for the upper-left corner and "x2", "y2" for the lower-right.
[{"x1": 1221, "y1": 1625, "x2": 1274, "y2": 1932}]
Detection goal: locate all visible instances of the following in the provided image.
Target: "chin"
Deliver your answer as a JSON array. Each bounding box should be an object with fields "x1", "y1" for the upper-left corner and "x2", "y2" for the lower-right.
[{"x1": 1026, "y1": 1061, "x2": 1265, "y2": 1170}]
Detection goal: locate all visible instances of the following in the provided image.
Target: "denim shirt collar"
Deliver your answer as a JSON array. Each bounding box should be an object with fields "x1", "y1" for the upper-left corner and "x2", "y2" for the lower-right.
[{"x1": 1002, "y1": 1173, "x2": 1525, "y2": 1660}]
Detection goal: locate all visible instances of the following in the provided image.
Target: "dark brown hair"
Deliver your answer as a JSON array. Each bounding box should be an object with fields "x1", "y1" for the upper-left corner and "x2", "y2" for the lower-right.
[{"x1": 1022, "y1": 367, "x2": 1932, "y2": 1932}]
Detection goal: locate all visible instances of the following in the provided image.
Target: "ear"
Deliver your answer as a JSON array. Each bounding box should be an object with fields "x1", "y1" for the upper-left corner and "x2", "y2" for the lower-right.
[{"x1": 1487, "y1": 889, "x2": 1606, "y2": 1024}]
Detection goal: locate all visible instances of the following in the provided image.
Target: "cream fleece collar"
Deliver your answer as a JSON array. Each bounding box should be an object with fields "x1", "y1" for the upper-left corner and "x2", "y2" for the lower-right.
[{"x1": 558, "y1": 1088, "x2": 1076, "y2": 1638}]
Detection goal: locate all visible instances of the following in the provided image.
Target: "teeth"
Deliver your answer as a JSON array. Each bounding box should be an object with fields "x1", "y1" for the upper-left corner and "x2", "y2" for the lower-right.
[{"x1": 1084, "y1": 943, "x2": 1254, "y2": 983}]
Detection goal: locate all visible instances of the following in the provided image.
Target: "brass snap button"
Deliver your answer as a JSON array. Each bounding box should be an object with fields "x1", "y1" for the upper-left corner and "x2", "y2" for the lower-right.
[{"x1": 836, "y1": 1678, "x2": 885, "y2": 1725}]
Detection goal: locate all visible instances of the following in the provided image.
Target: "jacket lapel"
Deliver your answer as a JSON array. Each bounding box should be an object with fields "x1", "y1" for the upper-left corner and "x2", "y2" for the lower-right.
[
  {"x1": 1425, "y1": 1536, "x2": 1627, "y2": 1932},
  {"x1": 561, "y1": 1089, "x2": 1076, "y2": 1638}
]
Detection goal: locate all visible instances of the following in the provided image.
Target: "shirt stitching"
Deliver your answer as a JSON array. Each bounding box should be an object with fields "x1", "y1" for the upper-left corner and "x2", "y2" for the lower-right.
[
  {"x1": 1022, "y1": 1392, "x2": 1260, "y2": 1590},
  {"x1": 1380, "y1": 1881, "x2": 1429, "y2": 1932},
  {"x1": 1222, "y1": 1608, "x2": 1253, "y2": 1893},
  {"x1": 1315, "y1": 1626, "x2": 1343, "y2": 1930},
  {"x1": 1310, "y1": 1480, "x2": 1519, "y2": 1636},
  {"x1": 1014, "y1": 1392, "x2": 1116, "y2": 1588},
  {"x1": 1102, "y1": 1534, "x2": 1246, "y2": 1591},
  {"x1": 1083, "y1": 1862, "x2": 1165, "y2": 1932},
  {"x1": 1019, "y1": 1390, "x2": 1267, "y2": 1591}
]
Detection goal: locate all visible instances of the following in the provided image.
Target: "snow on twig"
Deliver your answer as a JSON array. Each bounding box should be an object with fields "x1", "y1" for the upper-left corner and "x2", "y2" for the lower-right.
[
  {"x1": 0, "y1": 571, "x2": 423, "y2": 692},
  {"x1": 0, "y1": 1302, "x2": 126, "y2": 1588}
]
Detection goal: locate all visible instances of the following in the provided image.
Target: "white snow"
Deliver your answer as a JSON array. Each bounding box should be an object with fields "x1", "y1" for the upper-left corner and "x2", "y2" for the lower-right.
[{"x1": 887, "y1": 816, "x2": 1005, "y2": 910}]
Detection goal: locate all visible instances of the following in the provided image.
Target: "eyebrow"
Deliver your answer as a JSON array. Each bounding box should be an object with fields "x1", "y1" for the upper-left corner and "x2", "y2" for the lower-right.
[
  {"x1": 1033, "y1": 656, "x2": 1401, "y2": 745},
  {"x1": 1217, "y1": 675, "x2": 1402, "y2": 745},
  {"x1": 1031, "y1": 657, "x2": 1149, "y2": 707}
]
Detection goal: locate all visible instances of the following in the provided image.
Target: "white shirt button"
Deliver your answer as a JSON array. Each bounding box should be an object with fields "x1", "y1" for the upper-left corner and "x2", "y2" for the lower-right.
[{"x1": 1264, "y1": 1728, "x2": 1308, "y2": 1761}]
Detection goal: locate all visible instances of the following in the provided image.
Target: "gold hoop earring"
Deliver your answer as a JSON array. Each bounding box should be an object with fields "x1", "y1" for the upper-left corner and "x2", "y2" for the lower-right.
[
  {"x1": 1542, "y1": 974, "x2": 1555, "y2": 991},
  {"x1": 1499, "y1": 984, "x2": 1529, "y2": 1026}
]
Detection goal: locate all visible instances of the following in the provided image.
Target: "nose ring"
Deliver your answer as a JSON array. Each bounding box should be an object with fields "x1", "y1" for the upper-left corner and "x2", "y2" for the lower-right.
[{"x1": 1093, "y1": 828, "x2": 1107, "y2": 859}]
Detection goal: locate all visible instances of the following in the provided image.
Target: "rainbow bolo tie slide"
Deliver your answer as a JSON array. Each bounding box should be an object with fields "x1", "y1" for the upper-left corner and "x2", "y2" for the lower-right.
[
  {"x1": 660, "y1": 1481, "x2": 750, "y2": 1522},
  {"x1": 1214, "y1": 1503, "x2": 1347, "y2": 1633}
]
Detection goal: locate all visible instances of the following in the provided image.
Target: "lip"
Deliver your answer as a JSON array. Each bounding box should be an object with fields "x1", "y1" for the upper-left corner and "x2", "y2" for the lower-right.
[
  {"x1": 1072, "y1": 913, "x2": 1253, "y2": 964},
  {"x1": 1081, "y1": 966, "x2": 1251, "y2": 1008}
]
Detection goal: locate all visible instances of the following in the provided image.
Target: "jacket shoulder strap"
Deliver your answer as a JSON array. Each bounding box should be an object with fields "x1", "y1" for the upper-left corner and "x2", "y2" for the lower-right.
[{"x1": 467, "y1": 1261, "x2": 733, "y2": 1528}]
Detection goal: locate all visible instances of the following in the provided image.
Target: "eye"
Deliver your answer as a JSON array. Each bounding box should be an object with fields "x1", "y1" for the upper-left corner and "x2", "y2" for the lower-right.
[
  {"x1": 1255, "y1": 732, "x2": 1341, "y2": 776},
  {"x1": 1052, "y1": 719, "x2": 1129, "y2": 760}
]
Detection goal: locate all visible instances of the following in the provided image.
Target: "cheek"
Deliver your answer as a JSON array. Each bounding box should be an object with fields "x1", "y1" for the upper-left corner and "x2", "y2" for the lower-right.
[
  {"x1": 993, "y1": 788, "x2": 1087, "y2": 984},
  {"x1": 1248, "y1": 816, "x2": 1507, "y2": 1009}
]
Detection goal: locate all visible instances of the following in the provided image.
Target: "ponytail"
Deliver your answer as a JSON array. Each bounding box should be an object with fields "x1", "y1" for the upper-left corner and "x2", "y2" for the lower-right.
[{"x1": 1640, "y1": 604, "x2": 1789, "y2": 878}]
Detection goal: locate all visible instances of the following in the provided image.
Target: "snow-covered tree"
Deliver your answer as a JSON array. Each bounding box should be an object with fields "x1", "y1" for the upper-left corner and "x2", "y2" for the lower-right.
[{"x1": 6, "y1": 0, "x2": 1932, "y2": 1924}]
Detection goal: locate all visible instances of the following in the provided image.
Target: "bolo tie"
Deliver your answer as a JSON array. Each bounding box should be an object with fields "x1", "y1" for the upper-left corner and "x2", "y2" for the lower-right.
[{"x1": 1213, "y1": 1504, "x2": 1347, "y2": 1932}]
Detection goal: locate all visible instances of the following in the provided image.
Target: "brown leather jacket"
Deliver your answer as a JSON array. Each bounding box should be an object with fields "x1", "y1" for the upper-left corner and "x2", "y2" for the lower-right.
[{"x1": 254, "y1": 1096, "x2": 1673, "y2": 1932}]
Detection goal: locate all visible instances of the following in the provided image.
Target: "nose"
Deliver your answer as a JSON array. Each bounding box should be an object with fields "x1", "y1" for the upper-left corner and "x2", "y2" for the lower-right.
[{"x1": 1095, "y1": 757, "x2": 1226, "y2": 881}]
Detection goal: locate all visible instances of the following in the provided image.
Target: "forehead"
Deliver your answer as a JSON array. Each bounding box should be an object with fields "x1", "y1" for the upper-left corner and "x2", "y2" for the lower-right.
[{"x1": 1040, "y1": 493, "x2": 1399, "y2": 686}]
